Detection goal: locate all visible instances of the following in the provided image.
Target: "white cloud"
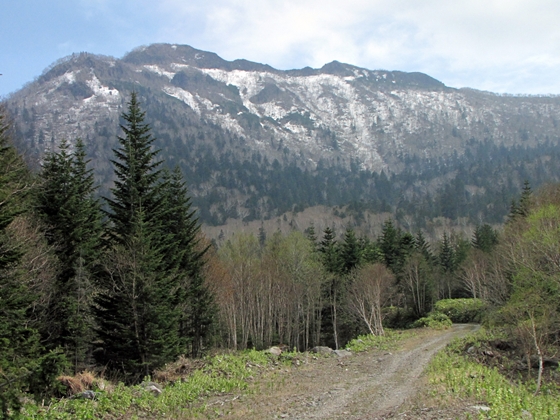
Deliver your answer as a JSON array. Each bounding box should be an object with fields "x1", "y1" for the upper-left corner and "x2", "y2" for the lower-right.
[
  {"x1": 147, "y1": 0, "x2": 560, "y2": 93},
  {"x1": 4, "y1": 0, "x2": 560, "y2": 95}
]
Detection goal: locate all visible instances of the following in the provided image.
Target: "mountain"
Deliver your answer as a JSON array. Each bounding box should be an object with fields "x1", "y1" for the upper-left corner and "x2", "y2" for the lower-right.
[{"x1": 5, "y1": 43, "x2": 560, "y2": 230}]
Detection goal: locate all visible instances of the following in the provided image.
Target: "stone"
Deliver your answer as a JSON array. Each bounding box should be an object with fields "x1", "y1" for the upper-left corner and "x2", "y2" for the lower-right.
[
  {"x1": 71, "y1": 390, "x2": 97, "y2": 400},
  {"x1": 311, "y1": 346, "x2": 334, "y2": 355},
  {"x1": 267, "y1": 346, "x2": 283, "y2": 356},
  {"x1": 521, "y1": 409, "x2": 533, "y2": 419},
  {"x1": 141, "y1": 381, "x2": 163, "y2": 396},
  {"x1": 470, "y1": 405, "x2": 491, "y2": 412},
  {"x1": 334, "y1": 349, "x2": 352, "y2": 358}
]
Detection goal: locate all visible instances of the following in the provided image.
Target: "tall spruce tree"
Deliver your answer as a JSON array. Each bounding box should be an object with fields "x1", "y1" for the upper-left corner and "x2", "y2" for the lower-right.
[
  {"x1": 379, "y1": 219, "x2": 413, "y2": 275},
  {"x1": 472, "y1": 224, "x2": 498, "y2": 253},
  {"x1": 318, "y1": 227, "x2": 344, "y2": 348},
  {"x1": 415, "y1": 230, "x2": 434, "y2": 264},
  {"x1": 37, "y1": 138, "x2": 102, "y2": 371},
  {"x1": 160, "y1": 167, "x2": 214, "y2": 357},
  {"x1": 0, "y1": 110, "x2": 36, "y2": 413},
  {"x1": 95, "y1": 93, "x2": 181, "y2": 380},
  {"x1": 340, "y1": 228, "x2": 362, "y2": 274},
  {"x1": 0, "y1": 110, "x2": 65, "y2": 414}
]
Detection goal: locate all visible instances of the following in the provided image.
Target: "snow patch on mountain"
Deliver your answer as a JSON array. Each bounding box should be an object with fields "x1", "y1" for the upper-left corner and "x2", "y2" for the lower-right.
[
  {"x1": 164, "y1": 86, "x2": 200, "y2": 114},
  {"x1": 84, "y1": 75, "x2": 120, "y2": 103},
  {"x1": 143, "y1": 65, "x2": 175, "y2": 80}
]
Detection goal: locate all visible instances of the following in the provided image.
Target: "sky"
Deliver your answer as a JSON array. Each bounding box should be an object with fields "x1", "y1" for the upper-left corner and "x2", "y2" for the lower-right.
[{"x1": 2, "y1": 0, "x2": 560, "y2": 98}]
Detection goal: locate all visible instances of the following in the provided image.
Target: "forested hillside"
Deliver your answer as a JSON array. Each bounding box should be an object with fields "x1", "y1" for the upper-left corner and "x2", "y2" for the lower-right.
[{"x1": 6, "y1": 43, "x2": 560, "y2": 230}]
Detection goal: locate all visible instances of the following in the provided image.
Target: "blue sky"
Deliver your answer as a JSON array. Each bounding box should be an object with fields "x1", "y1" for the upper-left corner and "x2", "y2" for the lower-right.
[{"x1": 2, "y1": 0, "x2": 560, "y2": 98}]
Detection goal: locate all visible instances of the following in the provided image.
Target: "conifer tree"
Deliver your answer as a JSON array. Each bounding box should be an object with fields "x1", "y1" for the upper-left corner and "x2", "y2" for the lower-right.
[
  {"x1": 160, "y1": 167, "x2": 214, "y2": 357},
  {"x1": 415, "y1": 230, "x2": 434, "y2": 264},
  {"x1": 379, "y1": 219, "x2": 413, "y2": 275},
  {"x1": 379, "y1": 219, "x2": 400, "y2": 272},
  {"x1": 340, "y1": 228, "x2": 362, "y2": 274},
  {"x1": 318, "y1": 227, "x2": 344, "y2": 348},
  {"x1": 37, "y1": 138, "x2": 102, "y2": 371},
  {"x1": 304, "y1": 223, "x2": 317, "y2": 249},
  {"x1": 437, "y1": 232, "x2": 457, "y2": 299},
  {"x1": 438, "y1": 232, "x2": 456, "y2": 273},
  {"x1": 319, "y1": 227, "x2": 340, "y2": 274},
  {"x1": 472, "y1": 224, "x2": 498, "y2": 253},
  {"x1": 0, "y1": 110, "x2": 36, "y2": 413},
  {"x1": 258, "y1": 222, "x2": 267, "y2": 248},
  {"x1": 517, "y1": 180, "x2": 533, "y2": 217},
  {"x1": 0, "y1": 110, "x2": 64, "y2": 414},
  {"x1": 95, "y1": 93, "x2": 181, "y2": 379},
  {"x1": 508, "y1": 180, "x2": 533, "y2": 222}
]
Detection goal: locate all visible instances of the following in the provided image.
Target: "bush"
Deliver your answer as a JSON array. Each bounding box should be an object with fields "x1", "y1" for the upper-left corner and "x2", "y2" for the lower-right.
[
  {"x1": 411, "y1": 312, "x2": 452, "y2": 329},
  {"x1": 434, "y1": 298, "x2": 486, "y2": 323},
  {"x1": 383, "y1": 307, "x2": 417, "y2": 329}
]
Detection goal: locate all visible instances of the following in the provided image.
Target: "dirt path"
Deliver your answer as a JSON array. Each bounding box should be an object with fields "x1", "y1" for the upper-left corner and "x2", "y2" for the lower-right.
[{"x1": 209, "y1": 324, "x2": 479, "y2": 419}]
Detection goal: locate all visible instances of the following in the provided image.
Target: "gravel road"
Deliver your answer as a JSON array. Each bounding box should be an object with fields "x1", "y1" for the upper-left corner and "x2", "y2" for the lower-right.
[{"x1": 211, "y1": 324, "x2": 479, "y2": 419}]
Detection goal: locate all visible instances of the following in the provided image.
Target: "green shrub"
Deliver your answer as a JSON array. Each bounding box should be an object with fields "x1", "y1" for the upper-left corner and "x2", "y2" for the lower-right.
[
  {"x1": 346, "y1": 330, "x2": 413, "y2": 352},
  {"x1": 411, "y1": 312, "x2": 452, "y2": 329},
  {"x1": 434, "y1": 298, "x2": 486, "y2": 323}
]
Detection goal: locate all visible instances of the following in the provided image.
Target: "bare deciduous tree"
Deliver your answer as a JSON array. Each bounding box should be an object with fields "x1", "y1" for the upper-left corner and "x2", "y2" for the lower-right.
[{"x1": 347, "y1": 263, "x2": 395, "y2": 336}]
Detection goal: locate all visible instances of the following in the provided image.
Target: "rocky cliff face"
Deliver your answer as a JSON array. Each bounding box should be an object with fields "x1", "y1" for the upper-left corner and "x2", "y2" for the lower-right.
[{"x1": 5, "y1": 43, "x2": 560, "y2": 225}]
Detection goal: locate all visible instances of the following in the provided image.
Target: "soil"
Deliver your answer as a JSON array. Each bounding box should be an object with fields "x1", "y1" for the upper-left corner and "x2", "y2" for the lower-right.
[{"x1": 204, "y1": 324, "x2": 481, "y2": 419}]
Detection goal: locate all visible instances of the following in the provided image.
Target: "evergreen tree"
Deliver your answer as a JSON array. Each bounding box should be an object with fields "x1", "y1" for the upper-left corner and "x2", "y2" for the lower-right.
[
  {"x1": 160, "y1": 167, "x2": 214, "y2": 357},
  {"x1": 379, "y1": 219, "x2": 413, "y2": 275},
  {"x1": 318, "y1": 227, "x2": 344, "y2": 348},
  {"x1": 319, "y1": 227, "x2": 340, "y2": 274},
  {"x1": 340, "y1": 228, "x2": 362, "y2": 274},
  {"x1": 37, "y1": 138, "x2": 102, "y2": 371},
  {"x1": 437, "y1": 232, "x2": 457, "y2": 299},
  {"x1": 472, "y1": 224, "x2": 499, "y2": 253},
  {"x1": 304, "y1": 223, "x2": 318, "y2": 250},
  {"x1": 104, "y1": 92, "x2": 163, "y2": 241},
  {"x1": 438, "y1": 232, "x2": 456, "y2": 274},
  {"x1": 95, "y1": 93, "x2": 181, "y2": 380},
  {"x1": 0, "y1": 110, "x2": 64, "y2": 414},
  {"x1": 0, "y1": 110, "x2": 37, "y2": 413},
  {"x1": 415, "y1": 230, "x2": 434, "y2": 264},
  {"x1": 508, "y1": 180, "x2": 533, "y2": 222},
  {"x1": 258, "y1": 222, "x2": 267, "y2": 248},
  {"x1": 379, "y1": 219, "x2": 400, "y2": 272},
  {"x1": 518, "y1": 180, "x2": 533, "y2": 217}
]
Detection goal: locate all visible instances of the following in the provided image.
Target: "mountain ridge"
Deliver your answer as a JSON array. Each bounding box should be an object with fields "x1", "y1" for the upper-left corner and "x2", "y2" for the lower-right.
[{"x1": 5, "y1": 43, "x2": 560, "y2": 228}]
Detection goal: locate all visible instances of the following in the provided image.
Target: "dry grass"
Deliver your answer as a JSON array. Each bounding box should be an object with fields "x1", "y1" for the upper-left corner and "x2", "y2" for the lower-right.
[
  {"x1": 57, "y1": 370, "x2": 102, "y2": 396},
  {"x1": 152, "y1": 355, "x2": 208, "y2": 383}
]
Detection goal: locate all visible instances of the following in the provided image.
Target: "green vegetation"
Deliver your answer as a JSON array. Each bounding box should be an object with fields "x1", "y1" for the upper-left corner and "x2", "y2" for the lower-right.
[
  {"x1": 19, "y1": 331, "x2": 414, "y2": 418},
  {"x1": 4, "y1": 91, "x2": 560, "y2": 417},
  {"x1": 433, "y1": 298, "x2": 486, "y2": 323},
  {"x1": 346, "y1": 329, "x2": 414, "y2": 352},
  {"x1": 19, "y1": 350, "x2": 273, "y2": 419},
  {"x1": 428, "y1": 330, "x2": 560, "y2": 419},
  {"x1": 411, "y1": 312, "x2": 453, "y2": 329}
]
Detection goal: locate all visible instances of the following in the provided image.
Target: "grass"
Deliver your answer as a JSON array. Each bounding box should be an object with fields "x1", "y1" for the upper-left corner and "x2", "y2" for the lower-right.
[
  {"x1": 18, "y1": 331, "x2": 414, "y2": 418},
  {"x1": 427, "y1": 328, "x2": 560, "y2": 419},
  {"x1": 345, "y1": 329, "x2": 414, "y2": 352},
  {"x1": 20, "y1": 349, "x2": 274, "y2": 419}
]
